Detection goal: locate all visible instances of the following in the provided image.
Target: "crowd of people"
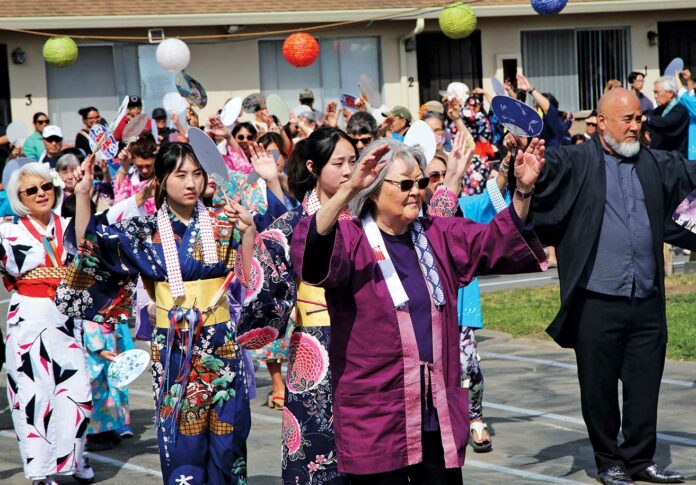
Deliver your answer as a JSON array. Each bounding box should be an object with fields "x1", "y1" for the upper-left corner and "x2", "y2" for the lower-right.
[{"x1": 0, "y1": 66, "x2": 694, "y2": 485}]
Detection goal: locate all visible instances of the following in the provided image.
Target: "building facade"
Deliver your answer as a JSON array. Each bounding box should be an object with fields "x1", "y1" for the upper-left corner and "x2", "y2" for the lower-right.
[{"x1": 1, "y1": 0, "x2": 695, "y2": 142}]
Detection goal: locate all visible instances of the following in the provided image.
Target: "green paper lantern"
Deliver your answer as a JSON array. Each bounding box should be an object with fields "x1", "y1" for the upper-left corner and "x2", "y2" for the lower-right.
[
  {"x1": 43, "y1": 36, "x2": 78, "y2": 68},
  {"x1": 439, "y1": 2, "x2": 478, "y2": 40}
]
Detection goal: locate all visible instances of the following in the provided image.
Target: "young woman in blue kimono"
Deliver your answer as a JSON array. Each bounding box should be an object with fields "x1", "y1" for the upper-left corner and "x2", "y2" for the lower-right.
[{"x1": 56, "y1": 143, "x2": 294, "y2": 485}]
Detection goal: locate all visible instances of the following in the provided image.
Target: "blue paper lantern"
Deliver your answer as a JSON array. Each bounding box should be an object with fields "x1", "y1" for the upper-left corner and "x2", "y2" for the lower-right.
[{"x1": 531, "y1": 0, "x2": 568, "y2": 16}]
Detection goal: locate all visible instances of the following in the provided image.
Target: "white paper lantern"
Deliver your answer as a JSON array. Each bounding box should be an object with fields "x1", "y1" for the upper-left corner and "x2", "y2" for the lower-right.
[{"x1": 156, "y1": 38, "x2": 191, "y2": 73}]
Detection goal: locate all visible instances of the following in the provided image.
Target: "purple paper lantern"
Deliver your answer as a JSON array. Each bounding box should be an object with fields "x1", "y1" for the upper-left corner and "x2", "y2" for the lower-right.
[{"x1": 531, "y1": 0, "x2": 568, "y2": 16}]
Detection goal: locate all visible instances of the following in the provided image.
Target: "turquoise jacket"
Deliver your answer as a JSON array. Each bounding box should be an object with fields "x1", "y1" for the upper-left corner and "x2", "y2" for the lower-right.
[
  {"x1": 456, "y1": 187, "x2": 511, "y2": 328},
  {"x1": 679, "y1": 89, "x2": 696, "y2": 161}
]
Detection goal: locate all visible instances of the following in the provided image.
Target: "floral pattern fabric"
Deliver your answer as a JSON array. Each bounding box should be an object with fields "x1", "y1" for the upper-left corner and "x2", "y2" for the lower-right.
[{"x1": 55, "y1": 205, "x2": 294, "y2": 485}]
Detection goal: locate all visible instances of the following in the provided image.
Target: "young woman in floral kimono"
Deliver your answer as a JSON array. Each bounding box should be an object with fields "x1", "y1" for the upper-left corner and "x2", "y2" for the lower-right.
[
  {"x1": 1, "y1": 162, "x2": 94, "y2": 485},
  {"x1": 57, "y1": 142, "x2": 294, "y2": 485},
  {"x1": 291, "y1": 138, "x2": 548, "y2": 483},
  {"x1": 244, "y1": 127, "x2": 357, "y2": 484}
]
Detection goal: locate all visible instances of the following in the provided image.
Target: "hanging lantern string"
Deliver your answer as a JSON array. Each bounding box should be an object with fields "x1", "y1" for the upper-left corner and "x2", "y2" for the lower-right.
[{"x1": 0, "y1": 0, "x2": 481, "y2": 43}]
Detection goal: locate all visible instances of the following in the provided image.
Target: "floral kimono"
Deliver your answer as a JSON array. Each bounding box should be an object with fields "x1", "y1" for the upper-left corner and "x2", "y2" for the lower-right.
[
  {"x1": 247, "y1": 189, "x2": 348, "y2": 484},
  {"x1": 1, "y1": 214, "x2": 92, "y2": 481},
  {"x1": 56, "y1": 201, "x2": 294, "y2": 485}
]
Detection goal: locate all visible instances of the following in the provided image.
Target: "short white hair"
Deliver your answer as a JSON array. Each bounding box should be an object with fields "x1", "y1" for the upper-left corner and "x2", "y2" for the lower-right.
[
  {"x1": 6, "y1": 162, "x2": 63, "y2": 217},
  {"x1": 655, "y1": 76, "x2": 678, "y2": 94},
  {"x1": 55, "y1": 153, "x2": 80, "y2": 173}
]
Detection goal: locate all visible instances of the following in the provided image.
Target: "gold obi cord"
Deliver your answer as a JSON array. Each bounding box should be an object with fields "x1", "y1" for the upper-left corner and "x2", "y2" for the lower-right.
[
  {"x1": 155, "y1": 277, "x2": 231, "y2": 329},
  {"x1": 296, "y1": 281, "x2": 330, "y2": 327}
]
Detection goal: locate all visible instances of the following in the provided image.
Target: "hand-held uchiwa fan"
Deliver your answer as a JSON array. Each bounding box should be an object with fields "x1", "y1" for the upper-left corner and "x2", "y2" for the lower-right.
[
  {"x1": 176, "y1": 70, "x2": 208, "y2": 109},
  {"x1": 359, "y1": 74, "x2": 382, "y2": 108},
  {"x1": 491, "y1": 77, "x2": 506, "y2": 96},
  {"x1": 266, "y1": 93, "x2": 289, "y2": 125},
  {"x1": 187, "y1": 127, "x2": 231, "y2": 204},
  {"x1": 2, "y1": 158, "x2": 33, "y2": 189},
  {"x1": 403, "y1": 120, "x2": 437, "y2": 163},
  {"x1": 109, "y1": 96, "x2": 130, "y2": 134},
  {"x1": 673, "y1": 189, "x2": 696, "y2": 234},
  {"x1": 491, "y1": 95, "x2": 544, "y2": 164},
  {"x1": 121, "y1": 112, "x2": 149, "y2": 143},
  {"x1": 6, "y1": 121, "x2": 28, "y2": 146},
  {"x1": 664, "y1": 57, "x2": 684, "y2": 77}
]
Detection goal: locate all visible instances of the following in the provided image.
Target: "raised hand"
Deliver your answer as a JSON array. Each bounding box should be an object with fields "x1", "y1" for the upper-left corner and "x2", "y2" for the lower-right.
[
  {"x1": 208, "y1": 115, "x2": 232, "y2": 140},
  {"x1": 514, "y1": 138, "x2": 545, "y2": 190},
  {"x1": 347, "y1": 144, "x2": 390, "y2": 192},
  {"x1": 516, "y1": 73, "x2": 533, "y2": 93},
  {"x1": 444, "y1": 130, "x2": 475, "y2": 194},
  {"x1": 73, "y1": 155, "x2": 95, "y2": 196},
  {"x1": 325, "y1": 102, "x2": 338, "y2": 128},
  {"x1": 447, "y1": 98, "x2": 462, "y2": 120},
  {"x1": 224, "y1": 199, "x2": 254, "y2": 235},
  {"x1": 249, "y1": 142, "x2": 279, "y2": 182}
]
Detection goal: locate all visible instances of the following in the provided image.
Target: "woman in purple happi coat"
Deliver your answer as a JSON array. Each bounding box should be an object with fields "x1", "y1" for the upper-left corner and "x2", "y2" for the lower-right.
[{"x1": 290, "y1": 137, "x2": 548, "y2": 484}]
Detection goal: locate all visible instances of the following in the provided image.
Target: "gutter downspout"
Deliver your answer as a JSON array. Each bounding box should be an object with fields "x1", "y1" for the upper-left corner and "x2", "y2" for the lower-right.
[{"x1": 398, "y1": 18, "x2": 425, "y2": 108}]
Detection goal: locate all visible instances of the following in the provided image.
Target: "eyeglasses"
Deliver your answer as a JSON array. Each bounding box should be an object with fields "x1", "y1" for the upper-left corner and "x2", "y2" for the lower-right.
[
  {"x1": 428, "y1": 170, "x2": 447, "y2": 182},
  {"x1": 586, "y1": 122, "x2": 597, "y2": 127},
  {"x1": 384, "y1": 177, "x2": 429, "y2": 192},
  {"x1": 154, "y1": 116, "x2": 167, "y2": 121},
  {"x1": 351, "y1": 135, "x2": 373, "y2": 146},
  {"x1": 236, "y1": 134, "x2": 255, "y2": 142},
  {"x1": 45, "y1": 137, "x2": 62, "y2": 144},
  {"x1": 36, "y1": 119, "x2": 49, "y2": 125},
  {"x1": 20, "y1": 182, "x2": 54, "y2": 197}
]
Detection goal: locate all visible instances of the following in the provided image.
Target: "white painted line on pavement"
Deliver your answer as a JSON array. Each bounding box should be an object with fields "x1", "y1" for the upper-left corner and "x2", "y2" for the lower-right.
[
  {"x1": 466, "y1": 459, "x2": 585, "y2": 484},
  {"x1": 0, "y1": 430, "x2": 163, "y2": 478},
  {"x1": 479, "y1": 275, "x2": 557, "y2": 288},
  {"x1": 481, "y1": 352, "x2": 696, "y2": 388},
  {"x1": 483, "y1": 401, "x2": 696, "y2": 446}
]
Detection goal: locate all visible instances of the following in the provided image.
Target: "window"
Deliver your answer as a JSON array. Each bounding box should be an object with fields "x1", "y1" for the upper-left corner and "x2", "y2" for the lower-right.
[
  {"x1": 522, "y1": 27, "x2": 631, "y2": 112},
  {"x1": 259, "y1": 37, "x2": 381, "y2": 111}
]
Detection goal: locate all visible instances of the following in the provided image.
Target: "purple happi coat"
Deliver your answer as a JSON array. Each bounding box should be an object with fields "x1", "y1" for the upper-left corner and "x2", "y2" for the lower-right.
[{"x1": 290, "y1": 206, "x2": 547, "y2": 475}]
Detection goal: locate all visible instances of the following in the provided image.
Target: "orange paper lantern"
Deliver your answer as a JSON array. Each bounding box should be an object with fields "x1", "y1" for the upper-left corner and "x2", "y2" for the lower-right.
[{"x1": 283, "y1": 33, "x2": 320, "y2": 68}]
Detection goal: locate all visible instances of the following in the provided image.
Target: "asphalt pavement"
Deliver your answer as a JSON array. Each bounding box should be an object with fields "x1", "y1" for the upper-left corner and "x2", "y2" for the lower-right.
[{"x1": 1, "y1": 270, "x2": 695, "y2": 484}]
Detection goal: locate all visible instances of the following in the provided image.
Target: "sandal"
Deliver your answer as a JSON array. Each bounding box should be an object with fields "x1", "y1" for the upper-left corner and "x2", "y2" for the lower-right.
[{"x1": 469, "y1": 421, "x2": 492, "y2": 453}]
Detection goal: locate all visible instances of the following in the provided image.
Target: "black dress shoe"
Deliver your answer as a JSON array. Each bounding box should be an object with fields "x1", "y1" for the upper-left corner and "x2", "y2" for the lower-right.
[
  {"x1": 633, "y1": 464, "x2": 684, "y2": 483},
  {"x1": 598, "y1": 465, "x2": 635, "y2": 485}
]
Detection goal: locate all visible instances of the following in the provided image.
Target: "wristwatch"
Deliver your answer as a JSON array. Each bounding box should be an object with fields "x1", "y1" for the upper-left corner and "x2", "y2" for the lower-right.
[{"x1": 515, "y1": 186, "x2": 534, "y2": 199}]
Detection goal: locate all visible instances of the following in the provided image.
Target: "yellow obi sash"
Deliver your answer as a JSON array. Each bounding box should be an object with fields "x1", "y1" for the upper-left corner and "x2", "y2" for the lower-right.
[
  {"x1": 296, "y1": 281, "x2": 330, "y2": 327},
  {"x1": 155, "y1": 277, "x2": 230, "y2": 329}
]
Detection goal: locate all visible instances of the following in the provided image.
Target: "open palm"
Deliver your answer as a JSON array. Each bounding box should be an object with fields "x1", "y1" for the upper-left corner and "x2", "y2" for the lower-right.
[
  {"x1": 514, "y1": 138, "x2": 545, "y2": 189},
  {"x1": 249, "y1": 143, "x2": 278, "y2": 182},
  {"x1": 348, "y1": 144, "x2": 390, "y2": 191}
]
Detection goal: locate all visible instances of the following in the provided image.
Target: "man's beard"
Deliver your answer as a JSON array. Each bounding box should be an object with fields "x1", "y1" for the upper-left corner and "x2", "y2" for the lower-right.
[{"x1": 603, "y1": 132, "x2": 641, "y2": 158}]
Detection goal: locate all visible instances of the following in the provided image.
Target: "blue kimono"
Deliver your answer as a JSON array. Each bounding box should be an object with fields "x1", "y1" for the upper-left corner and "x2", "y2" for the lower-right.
[{"x1": 56, "y1": 205, "x2": 295, "y2": 485}]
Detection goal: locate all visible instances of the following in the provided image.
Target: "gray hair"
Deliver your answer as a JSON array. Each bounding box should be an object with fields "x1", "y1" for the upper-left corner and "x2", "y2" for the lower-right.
[
  {"x1": 655, "y1": 76, "x2": 678, "y2": 94},
  {"x1": 55, "y1": 153, "x2": 80, "y2": 173},
  {"x1": 349, "y1": 138, "x2": 426, "y2": 219},
  {"x1": 7, "y1": 162, "x2": 63, "y2": 217}
]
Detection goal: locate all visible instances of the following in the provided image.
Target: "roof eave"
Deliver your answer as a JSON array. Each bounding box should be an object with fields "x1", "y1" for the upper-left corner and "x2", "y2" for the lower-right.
[{"x1": 0, "y1": 0, "x2": 692, "y2": 31}]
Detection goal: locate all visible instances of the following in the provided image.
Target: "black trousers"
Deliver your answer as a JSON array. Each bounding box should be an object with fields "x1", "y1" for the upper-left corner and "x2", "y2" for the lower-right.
[
  {"x1": 574, "y1": 289, "x2": 666, "y2": 475},
  {"x1": 347, "y1": 432, "x2": 463, "y2": 485}
]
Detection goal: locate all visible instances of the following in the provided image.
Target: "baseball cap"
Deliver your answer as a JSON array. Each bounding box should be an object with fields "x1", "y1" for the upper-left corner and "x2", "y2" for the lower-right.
[
  {"x1": 424, "y1": 100, "x2": 445, "y2": 114},
  {"x1": 299, "y1": 89, "x2": 315, "y2": 101},
  {"x1": 42, "y1": 125, "x2": 63, "y2": 140},
  {"x1": 128, "y1": 95, "x2": 143, "y2": 108},
  {"x1": 382, "y1": 106, "x2": 412, "y2": 123},
  {"x1": 152, "y1": 107, "x2": 167, "y2": 119}
]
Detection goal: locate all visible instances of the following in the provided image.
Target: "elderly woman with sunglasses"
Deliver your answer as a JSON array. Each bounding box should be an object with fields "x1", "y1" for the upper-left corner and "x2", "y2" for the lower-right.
[
  {"x1": 1, "y1": 162, "x2": 95, "y2": 485},
  {"x1": 290, "y1": 138, "x2": 548, "y2": 484}
]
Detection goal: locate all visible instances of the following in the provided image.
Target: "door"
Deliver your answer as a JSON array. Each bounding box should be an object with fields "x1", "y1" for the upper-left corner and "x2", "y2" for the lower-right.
[
  {"x1": 658, "y1": 21, "x2": 696, "y2": 73},
  {"x1": 416, "y1": 31, "x2": 482, "y2": 103}
]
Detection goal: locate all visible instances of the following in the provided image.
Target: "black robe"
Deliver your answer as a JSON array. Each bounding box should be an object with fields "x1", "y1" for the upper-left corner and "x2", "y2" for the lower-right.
[
  {"x1": 649, "y1": 102, "x2": 689, "y2": 157},
  {"x1": 515, "y1": 136, "x2": 696, "y2": 347}
]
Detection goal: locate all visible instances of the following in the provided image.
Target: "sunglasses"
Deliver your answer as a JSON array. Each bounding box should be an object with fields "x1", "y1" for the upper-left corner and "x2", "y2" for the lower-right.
[
  {"x1": 384, "y1": 177, "x2": 430, "y2": 192},
  {"x1": 351, "y1": 136, "x2": 373, "y2": 146},
  {"x1": 236, "y1": 134, "x2": 255, "y2": 142},
  {"x1": 586, "y1": 122, "x2": 597, "y2": 127},
  {"x1": 36, "y1": 119, "x2": 49, "y2": 125},
  {"x1": 428, "y1": 170, "x2": 447, "y2": 182},
  {"x1": 45, "y1": 137, "x2": 63, "y2": 144},
  {"x1": 20, "y1": 182, "x2": 54, "y2": 197}
]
